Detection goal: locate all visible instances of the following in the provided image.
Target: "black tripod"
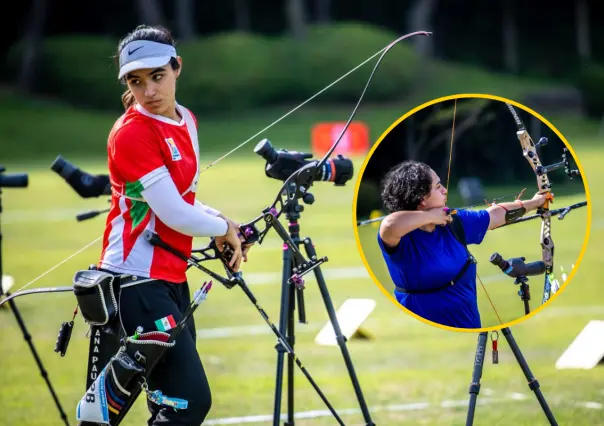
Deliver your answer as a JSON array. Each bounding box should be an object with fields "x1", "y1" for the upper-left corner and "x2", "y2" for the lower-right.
[
  {"x1": 271, "y1": 184, "x2": 374, "y2": 426},
  {"x1": 466, "y1": 329, "x2": 557, "y2": 425},
  {"x1": 0, "y1": 166, "x2": 70, "y2": 425}
]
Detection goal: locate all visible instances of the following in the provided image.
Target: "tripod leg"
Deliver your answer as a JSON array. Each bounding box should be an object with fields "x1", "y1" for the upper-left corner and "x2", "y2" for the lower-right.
[
  {"x1": 301, "y1": 238, "x2": 375, "y2": 425},
  {"x1": 466, "y1": 332, "x2": 488, "y2": 426},
  {"x1": 6, "y1": 297, "x2": 70, "y2": 426},
  {"x1": 287, "y1": 272, "x2": 296, "y2": 426},
  {"x1": 273, "y1": 245, "x2": 294, "y2": 426},
  {"x1": 502, "y1": 328, "x2": 559, "y2": 426},
  {"x1": 236, "y1": 279, "x2": 346, "y2": 425}
]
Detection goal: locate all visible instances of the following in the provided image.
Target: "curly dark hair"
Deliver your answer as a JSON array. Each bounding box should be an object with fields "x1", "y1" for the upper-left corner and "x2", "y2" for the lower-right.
[{"x1": 380, "y1": 160, "x2": 433, "y2": 212}]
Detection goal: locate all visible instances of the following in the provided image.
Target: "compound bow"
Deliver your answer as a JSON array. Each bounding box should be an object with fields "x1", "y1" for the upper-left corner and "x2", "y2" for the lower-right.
[{"x1": 504, "y1": 103, "x2": 585, "y2": 308}]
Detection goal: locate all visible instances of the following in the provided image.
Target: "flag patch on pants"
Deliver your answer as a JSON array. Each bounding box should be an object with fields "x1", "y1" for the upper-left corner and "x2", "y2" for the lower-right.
[{"x1": 155, "y1": 315, "x2": 177, "y2": 332}]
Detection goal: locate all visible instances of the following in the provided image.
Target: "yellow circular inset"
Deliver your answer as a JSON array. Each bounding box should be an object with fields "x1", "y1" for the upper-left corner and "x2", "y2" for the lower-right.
[{"x1": 352, "y1": 93, "x2": 592, "y2": 333}]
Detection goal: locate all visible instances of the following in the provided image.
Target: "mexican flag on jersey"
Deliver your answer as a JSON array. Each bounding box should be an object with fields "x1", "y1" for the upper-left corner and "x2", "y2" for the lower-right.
[{"x1": 155, "y1": 314, "x2": 177, "y2": 332}]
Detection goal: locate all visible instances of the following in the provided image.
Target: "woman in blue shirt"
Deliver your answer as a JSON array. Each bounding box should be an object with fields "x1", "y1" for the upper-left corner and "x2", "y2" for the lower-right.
[{"x1": 377, "y1": 160, "x2": 547, "y2": 329}]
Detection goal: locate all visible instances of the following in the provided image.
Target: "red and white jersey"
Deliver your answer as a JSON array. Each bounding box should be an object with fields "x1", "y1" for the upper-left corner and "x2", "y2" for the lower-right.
[{"x1": 99, "y1": 103, "x2": 200, "y2": 283}]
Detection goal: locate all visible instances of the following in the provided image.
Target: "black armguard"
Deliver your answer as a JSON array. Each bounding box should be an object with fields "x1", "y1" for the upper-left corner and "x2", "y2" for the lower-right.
[{"x1": 505, "y1": 206, "x2": 527, "y2": 223}]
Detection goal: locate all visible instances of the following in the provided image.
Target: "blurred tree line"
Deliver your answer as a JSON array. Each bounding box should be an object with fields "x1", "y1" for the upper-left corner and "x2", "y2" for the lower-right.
[{"x1": 5, "y1": 0, "x2": 604, "y2": 116}]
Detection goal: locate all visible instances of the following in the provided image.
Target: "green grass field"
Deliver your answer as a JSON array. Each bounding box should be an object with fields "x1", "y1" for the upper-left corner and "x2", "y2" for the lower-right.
[{"x1": 1, "y1": 93, "x2": 603, "y2": 425}]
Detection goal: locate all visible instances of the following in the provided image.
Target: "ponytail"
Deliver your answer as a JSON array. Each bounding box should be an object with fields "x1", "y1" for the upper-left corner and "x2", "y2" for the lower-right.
[{"x1": 121, "y1": 89, "x2": 136, "y2": 110}]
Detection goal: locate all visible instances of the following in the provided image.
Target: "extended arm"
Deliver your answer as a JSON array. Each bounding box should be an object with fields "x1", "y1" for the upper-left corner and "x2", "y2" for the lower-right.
[{"x1": 486, "y1": 193, "x2": 548, "y2": 230}]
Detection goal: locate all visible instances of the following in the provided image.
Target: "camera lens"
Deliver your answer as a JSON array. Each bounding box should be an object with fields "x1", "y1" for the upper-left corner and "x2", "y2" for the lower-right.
[{"x1": 254, "y1": 139, "x2": 278, "y2": 164}]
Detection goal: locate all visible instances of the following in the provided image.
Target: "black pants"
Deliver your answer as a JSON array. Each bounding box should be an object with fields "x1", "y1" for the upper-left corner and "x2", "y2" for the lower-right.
[{"x1": 118, "y1": 279, "x2": 212, "y2": 426}]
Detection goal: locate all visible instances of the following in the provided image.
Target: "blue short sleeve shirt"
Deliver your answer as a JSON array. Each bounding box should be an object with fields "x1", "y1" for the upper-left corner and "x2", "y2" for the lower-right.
[{"x1": 377, "y1": 209, "x2": 490, "y2": 328}]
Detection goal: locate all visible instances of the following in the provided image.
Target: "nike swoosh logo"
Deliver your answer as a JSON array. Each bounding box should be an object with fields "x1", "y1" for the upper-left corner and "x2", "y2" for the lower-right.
[{"x1": 128, "y1": 46, "x2": 143, "y2": 55}]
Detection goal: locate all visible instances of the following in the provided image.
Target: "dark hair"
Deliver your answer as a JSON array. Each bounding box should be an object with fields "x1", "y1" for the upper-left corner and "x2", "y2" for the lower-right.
[
  {"x1": 380, "y1": 160, "x2": 433, "y2": 212},
  {"x1": 115, "y1": 25, "x2": 181, "y2": 110}
]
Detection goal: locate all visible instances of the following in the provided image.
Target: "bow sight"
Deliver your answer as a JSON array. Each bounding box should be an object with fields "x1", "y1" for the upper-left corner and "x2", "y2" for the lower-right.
[{"x1": 526, "y1": 137, "x2": 580, "y2": 180}]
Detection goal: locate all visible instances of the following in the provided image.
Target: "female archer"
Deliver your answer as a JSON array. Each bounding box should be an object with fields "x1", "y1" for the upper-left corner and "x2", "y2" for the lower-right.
[
  {"x1": 377, "y1": 160, "x2": 547, "y2": 329},
  {"x1": 97, "y1": 24, "x2": 251, "y2": 425}
]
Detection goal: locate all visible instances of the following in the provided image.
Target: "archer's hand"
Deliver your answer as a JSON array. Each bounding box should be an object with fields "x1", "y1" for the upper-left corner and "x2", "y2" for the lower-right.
[
  {"x1": 227, "y1": 218, "x2": 255, "y2": 263},
  {"x1": 426, "y1": 207, "x2": 453, "y2": 226},
  {"x1": 241, "y1": 241, "x2": 254, "y2": 263},
  {"x1": 215, "y1": 220, "x2": 243, "y2": 271},
  {"x1": 530, "y1": 192, "x2": 550, "y2": 210}
]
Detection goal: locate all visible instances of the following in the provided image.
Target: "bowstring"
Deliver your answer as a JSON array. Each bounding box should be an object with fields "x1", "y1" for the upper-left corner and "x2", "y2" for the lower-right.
[
  {"x1": 445, "y1": 98, "x2": 503, "y2": 326},
  {"x1": 3, "y1": 236, "x2": 102, "y2": 297},
  {"x1": 445, "y1": 99, "x2": 457, "y2": 200},
  {"x1": 5, "y1": 33, "x2": 433, "y2": 300},
  {"x1": 477, "y1": 274, "x2": 504, "y2": 325},
  {"x1": 197, "y1": 32, "x2": 431, "y2": 175}
]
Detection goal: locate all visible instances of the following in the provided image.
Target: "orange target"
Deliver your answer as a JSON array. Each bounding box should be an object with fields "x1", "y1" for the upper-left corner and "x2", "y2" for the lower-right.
[{"x1": 311, "y1": 122, "x2": 370, "y2": 156}]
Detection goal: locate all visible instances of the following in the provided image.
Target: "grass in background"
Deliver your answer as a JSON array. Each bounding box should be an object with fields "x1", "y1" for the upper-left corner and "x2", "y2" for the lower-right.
[
  {"x1": 0, "y1": 139, "x2": 602, "y2": 425},
  {"x1": 0, "y1": 64, "x2": 602, "y2": 423}
]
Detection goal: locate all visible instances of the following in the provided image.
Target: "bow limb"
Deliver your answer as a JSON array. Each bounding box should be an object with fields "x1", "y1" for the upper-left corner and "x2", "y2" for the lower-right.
[
  {"x1": 315, "y1": 31, "x2": 432, "y2": 169},
  {"x1": 267, "y1": 31, "x2": 432, "y2": 213},
  {"x1": 505, "y1": 103, "x2": 555, "y2": 305},
  {"x1": 0, "y1": 286, "x2": 74, "y2": 308},
  {"x1": 200, "y1": 31, "x2": 432, "y2": 176}
]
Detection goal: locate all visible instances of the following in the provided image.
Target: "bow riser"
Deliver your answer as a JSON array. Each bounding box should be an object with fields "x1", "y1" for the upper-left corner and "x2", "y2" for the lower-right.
[
  {"x1": 540, "y1": 213, "x2": 554, "y2": 304},
  {"x1": 516, "y1": 129, "x2": 553, "y2": 199},
  {"x1": 507, "y1": 103, "x2": 556, "y2": 308},
  {"x1": 540, "y1": 214, "x2": 554, "y2": 269}
]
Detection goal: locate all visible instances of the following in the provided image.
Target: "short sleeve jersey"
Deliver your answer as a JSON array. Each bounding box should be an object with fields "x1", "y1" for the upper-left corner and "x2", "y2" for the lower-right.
[
  {"x1": 377, "y1": 209, "x2": 490, "y2": 328},
  {"x1": 99, "y1": 103, "x2": 200, "y2": 283}
]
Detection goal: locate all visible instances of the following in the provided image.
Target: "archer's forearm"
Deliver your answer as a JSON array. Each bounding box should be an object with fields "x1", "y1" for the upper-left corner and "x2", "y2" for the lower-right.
[
  {"x1": 486, "y1": 198, "x2": 542, "y2": 229},
  {"x1": 379, "y1": 211, "x2": 432, "y2": 246}
]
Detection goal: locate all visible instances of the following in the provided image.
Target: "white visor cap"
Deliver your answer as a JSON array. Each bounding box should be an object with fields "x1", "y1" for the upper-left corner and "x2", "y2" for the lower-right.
[{"x1": 118, "y1": 40, "x2": 177, "y2": 79}]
